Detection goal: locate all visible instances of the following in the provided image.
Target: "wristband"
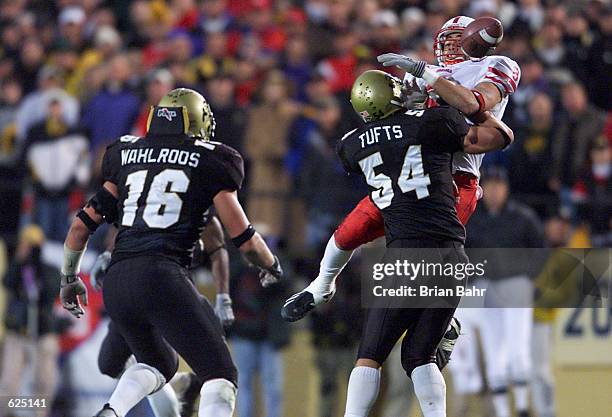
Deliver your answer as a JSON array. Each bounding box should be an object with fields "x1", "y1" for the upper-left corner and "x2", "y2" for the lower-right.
[
  {"x1": 470, "y1": 90, "x2": 486, "y2": 115},
  {"x1": 62, "y1": 244, "x2": 85, "y2": 276},
  {"x1": 422, "y1": 67, "x2": 440, "y2": 85}
]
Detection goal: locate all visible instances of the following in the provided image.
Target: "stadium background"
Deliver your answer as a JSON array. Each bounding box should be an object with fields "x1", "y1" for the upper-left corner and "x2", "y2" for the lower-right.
[{"x1": 0, "y1": 0, "x2": 609, "y2": 416}]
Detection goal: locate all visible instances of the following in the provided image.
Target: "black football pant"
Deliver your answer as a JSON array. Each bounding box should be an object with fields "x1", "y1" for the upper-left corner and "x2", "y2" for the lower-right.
[
  {"x1": 357, "y1": 240, "x2": 466, "y2": 376},
  {"x1": 102, "y1": 256, "x2": 237, "y2": 385}
]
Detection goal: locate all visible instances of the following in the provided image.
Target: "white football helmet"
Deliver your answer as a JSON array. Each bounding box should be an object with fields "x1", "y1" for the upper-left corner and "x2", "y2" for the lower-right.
[{"x1": 433, "y1": 16, "x2": 474, "y2": 66}]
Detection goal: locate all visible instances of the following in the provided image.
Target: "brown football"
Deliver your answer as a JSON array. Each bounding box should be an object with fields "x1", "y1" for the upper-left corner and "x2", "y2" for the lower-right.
[{"x1": 460, "y1": 17, "x2": 504, "y2": 58}]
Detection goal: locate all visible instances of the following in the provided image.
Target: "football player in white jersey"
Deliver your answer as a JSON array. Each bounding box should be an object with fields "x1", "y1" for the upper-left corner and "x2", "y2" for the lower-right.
[
  {"x1": 378, "y1": 17, "x2": 531, "y2": 417},
  {"x1": 282, "y1": 15, "x2": 526, "y2": 417}
]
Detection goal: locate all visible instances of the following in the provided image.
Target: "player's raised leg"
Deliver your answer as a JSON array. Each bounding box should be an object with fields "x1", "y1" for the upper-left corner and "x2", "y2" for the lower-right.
[{"x1": 282, "y1": 196, "x2": 384, "y2": 321}]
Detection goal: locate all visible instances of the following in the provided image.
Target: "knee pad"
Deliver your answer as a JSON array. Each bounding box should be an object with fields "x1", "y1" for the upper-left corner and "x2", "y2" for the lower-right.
[
  {"x1": 200, "y1": 378, "x2": 237, "y2": 409},
  {"x1": 132, "y1": 363, "x2": 167, "y2": 394}
]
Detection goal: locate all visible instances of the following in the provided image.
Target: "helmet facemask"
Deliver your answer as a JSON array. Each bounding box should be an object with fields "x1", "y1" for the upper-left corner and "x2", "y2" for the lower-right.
[
  {"x1": 433, "y1": 16, "x2": 474, "y2": 66},
  {"x1": 434, "y1": 31, "x2": 467, "y2": 66}
]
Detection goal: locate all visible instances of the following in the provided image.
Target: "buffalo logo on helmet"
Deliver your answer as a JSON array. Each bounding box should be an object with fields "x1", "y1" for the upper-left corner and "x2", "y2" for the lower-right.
[{"x1": 157, "y1": 108, "x2": 177, "y2": 121}]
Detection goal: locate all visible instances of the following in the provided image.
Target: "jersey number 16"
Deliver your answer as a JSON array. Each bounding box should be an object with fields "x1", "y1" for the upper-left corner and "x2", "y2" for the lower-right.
[{"x1": 121, "y1": 169, "x2": 190, "y2": 228}]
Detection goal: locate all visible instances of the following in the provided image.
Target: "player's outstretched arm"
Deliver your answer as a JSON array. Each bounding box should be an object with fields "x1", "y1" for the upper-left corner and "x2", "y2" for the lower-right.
[
  {"x1": 213, "y1": 190, "x2": 283, "y2": 287},
  {"x1": 202, "y1": 215, "x2": 234, "y2": 327},
  {"x1": 377, "y1": 53, "x2": 502, "y2": 117},
  {"x1": 463, "y1": 111, "x2": 514, "y2": 153},
  {"x1": 61, "y1": 181, "x2": 118, "y2": 318}
]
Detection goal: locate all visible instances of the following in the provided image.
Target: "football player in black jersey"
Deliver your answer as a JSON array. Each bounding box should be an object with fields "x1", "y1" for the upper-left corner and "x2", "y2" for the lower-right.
[
  {"x1": 58, "y1": 88, "x2": 283, "y2": 417},
  {"x1": 332, "y1": 70, "x2": 513, "y2": 417},
  {"x1": 89, "y1": 212, "x2": 232, "y2": 417}
]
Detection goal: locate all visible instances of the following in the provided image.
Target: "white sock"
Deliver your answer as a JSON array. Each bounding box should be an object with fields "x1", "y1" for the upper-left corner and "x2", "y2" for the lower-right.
[
  {"x1": 149, "y1": 383, "x2": 180, "y2": 417},
  {"x1": 199, "y1": 378, "x2": 236, "y2": 417},
  {"x1": 411, "y1": 363, "x2": 446, "y2": 417},
  {"x1": 513, "y1": 383, "x2": 530, "y2": 412},
  {"x1": 109, "y1": 363, "x2": 165, "y2": 417},
  {"x1": 308, "y1": 235, "x2": 354, "y2": 303},
  {"x1": 344, "y1": 366, "x2": 381, "y2": 417},
  {"x1": 491, "y1": 391, "x2": 511, "y2": 417}
]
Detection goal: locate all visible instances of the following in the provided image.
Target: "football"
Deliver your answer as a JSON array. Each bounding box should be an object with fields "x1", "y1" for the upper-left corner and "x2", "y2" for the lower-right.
[{"x1": 460, "y1": 16, "x2": 504, "y2": 58}]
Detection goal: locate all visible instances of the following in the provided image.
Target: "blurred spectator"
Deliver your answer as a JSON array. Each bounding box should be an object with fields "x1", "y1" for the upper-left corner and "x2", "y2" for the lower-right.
[
  {"x1": 563, "y1": 11, "x2": 594, "y2": 86},
  {"x1": 306, "y1": 0, "x2": 352, "y2": 62},
  {"x1": 399, "y1": 7, "x2": 427, "y2": 51},
  {"x1": 23, "y1": 98, "x2": 90, "y2": 241},
  {"x1": 509, "y1": 92, "x2": 556, "y2": 217},
  {"x1": 299, "y1": 97, "x2": 364, "y2": 250},
  {"x1": 63, "y1": 25, "x2": 123, "y2": 98},
  {"x1": 550, "y1": 81, "x2": 607, "y2": 214},
  {"x1": 15, "y1": 37, "x2": 45, "y2": 95},
  {"x1": 15, "y1": 66, "x2": 80, "y2": 143},
  {"x1": 309, "y1": 262, "x2": 361, "y2": 417},
  {"x1": 585, "y1": 6, "x2": 612, "y2": 110},
  {"x1": 281, "y1": 35, "x2": 313, "y2": 102},
  {"x1": 229, "y1": 235, "x2": 290, "y2": 417},
  {"x1": 244, "y1": 71, "x2": 299, "y2": 242},
  {"x1": 507, "y1": 55, "x2": 550, "y2": 127},
  {"x1": 190, "y1": 31, "x2": 236, "y2": 84},
  {"x1": 0, "y1": 79, "x2": 23, "y2": 162},
  {"x1": 316, "y1": 29, "x2": 360, "y2": 94},
  {"x1": 57, "y1": 6, "x2": 88, "y2": 52},
  {"x1": 81, "y1": 53, "x2": 140, "y2": 153},
  {"x1": 574, "y1": 137, "x2": 612, "y2": 247},
  {"x1": 132, "y1": 69, "x2": 175, "y2": 137},
  {"x1": 467, "y1": 167, "x2": 543, "y2": 417},
  {"x1": 534, "y1": 19, "x2": 565, "y2": 69},
  {"x1": 205, "y1": 73, "x2": 246, "y2": 154},
  {"x1": 505, "y1": 0, "x2": 545, "y2": 36},
  {"x1": 199, "y1": 0, "x2": 235, "y2": 35},
  {"x1": 0, "y1": 225, "x2": 64, "y2": 417}
]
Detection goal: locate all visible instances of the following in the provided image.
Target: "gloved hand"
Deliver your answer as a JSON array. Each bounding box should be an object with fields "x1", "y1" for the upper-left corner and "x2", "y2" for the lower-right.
[
  {"x1": 60, "y1": 274, "x2": 88, "y2": 318},
  {"x1": 259, "y1": 255, "x2": 283, "y2": 288},
  {"x1": 214, "y1": 293, "x2": 235, "y2": 328},
  {"x1": 90, "y1": 250, "x2": 112, "y2": 291},
  {"x1": 377, "y1": 53, "x2": 427, "y2": 78}
]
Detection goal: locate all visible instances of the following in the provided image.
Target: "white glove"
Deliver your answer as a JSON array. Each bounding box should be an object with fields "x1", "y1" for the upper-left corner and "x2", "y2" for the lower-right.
[
  {"x1": 90, "y1": 251, "x2": 112, "y2": 291},
  {"x1": 214, "y1": 293, "x2": 235, "y2": 328},
  {"x1": 377, "y1": 53, "x2": 427, "y2": 77}
]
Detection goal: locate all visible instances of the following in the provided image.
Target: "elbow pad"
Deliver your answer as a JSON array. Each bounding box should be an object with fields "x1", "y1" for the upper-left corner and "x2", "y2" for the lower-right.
[
  {"x1": 87, "y1": 187, "x2": 119, "y2": 224},
  {"x1": 231, "y1": 225, "x2": 255, "y2": 248}
]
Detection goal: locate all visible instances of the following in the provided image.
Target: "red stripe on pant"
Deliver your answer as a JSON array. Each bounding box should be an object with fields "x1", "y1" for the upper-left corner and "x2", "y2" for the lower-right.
[{"x1": 333, "y1": 173, "x2": 479, "y2": 250}]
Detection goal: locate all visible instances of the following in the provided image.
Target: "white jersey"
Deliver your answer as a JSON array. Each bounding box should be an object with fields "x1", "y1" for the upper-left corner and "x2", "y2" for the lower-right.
[{"x1": 404, "y1": 55, "x2": 521, "y2": 178}]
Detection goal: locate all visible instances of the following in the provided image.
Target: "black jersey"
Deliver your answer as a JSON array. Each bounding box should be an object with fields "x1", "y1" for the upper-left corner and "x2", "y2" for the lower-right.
[
  {"x1": 102, "y1": 133, "x2": 243, "y2": 267},
  {"x1": 337, "y1": 106, "x2": 469, "y2": 244}
]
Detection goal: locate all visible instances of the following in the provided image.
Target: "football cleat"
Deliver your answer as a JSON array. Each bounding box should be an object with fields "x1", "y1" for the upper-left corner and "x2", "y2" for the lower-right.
[
  {"x1": 435, "y1": 317, "x2": 461, "y2": 370},
  {"x1": 517, "y1": 412, "x2": 531, "y2": 417},
  {"x1": 281, "y1": 285, "x2": 336, "y2": 322},
  {"x1": 93, "y1": 403, "x2": 119, "y2": 417}
]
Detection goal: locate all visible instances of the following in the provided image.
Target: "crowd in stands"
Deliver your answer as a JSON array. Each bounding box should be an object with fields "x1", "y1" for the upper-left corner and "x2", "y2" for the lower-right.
[{"x1": 0, "y1": 0, "x2": 609, "y2": 254}]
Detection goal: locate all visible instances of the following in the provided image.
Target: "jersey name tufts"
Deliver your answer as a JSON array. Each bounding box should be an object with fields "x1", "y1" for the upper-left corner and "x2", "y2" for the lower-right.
[
  {"x1": 359, "y1": 125, "x2": 403, "y2": 148},
  {"x1": 121, "y1": 148, "x2": 200, "y2": 168}
]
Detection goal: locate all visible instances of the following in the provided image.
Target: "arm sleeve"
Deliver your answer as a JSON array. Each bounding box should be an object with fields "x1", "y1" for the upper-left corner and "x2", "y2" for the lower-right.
[
  {"x1": 477, "y1": 56, "x2": 521, "y2": 97},
  {"x1": 101, "y1": 141, "x2": 121, "y2": 184},
  {"x1": 210, "y1": 144, "x2": 245, "y2": 194}
]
